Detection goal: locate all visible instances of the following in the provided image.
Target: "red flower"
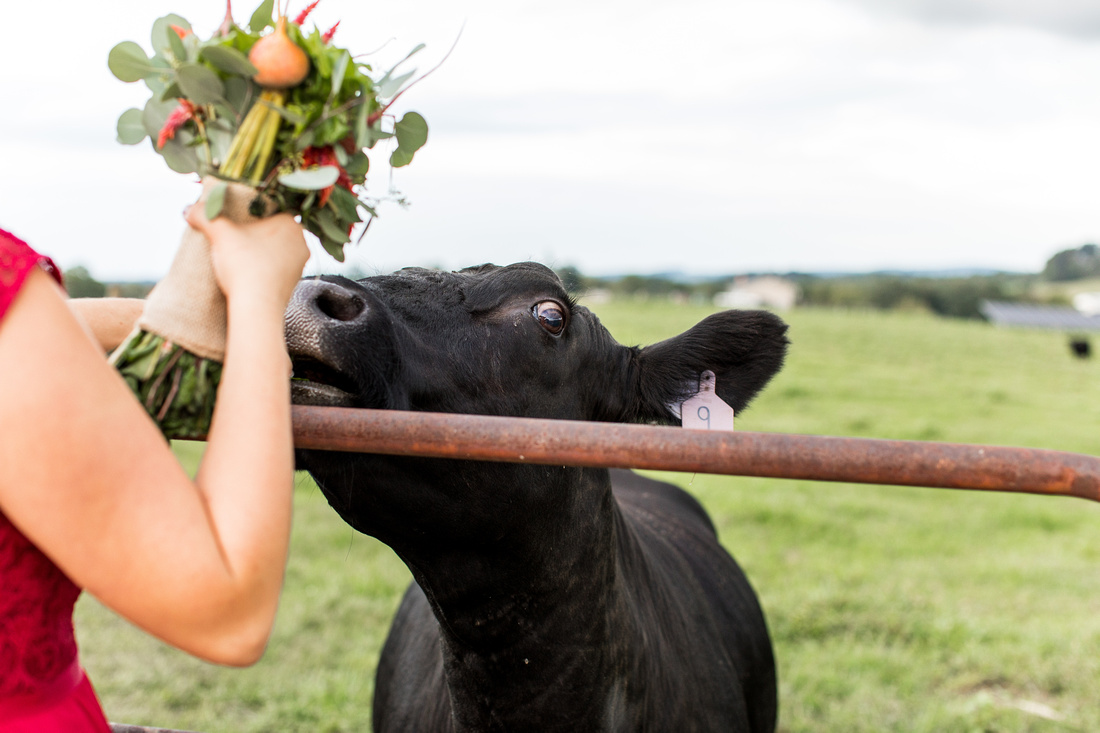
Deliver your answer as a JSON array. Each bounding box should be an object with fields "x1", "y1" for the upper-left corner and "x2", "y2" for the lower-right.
[
  {"x1": 294, "y1": 0, "x2": 320, "y2": 25},
  {"x1": 322, "y1": 21, "x2": 340, "y2": 44},
  {"x1": 301, "y1": 145, "x2": 353, "y2": 207},
  {"x1": 169, "y1": 24, "x2": 192, "y2": 39},
  {"x1": 157, "y1": 100, "x2": 200, "y2": 149}
]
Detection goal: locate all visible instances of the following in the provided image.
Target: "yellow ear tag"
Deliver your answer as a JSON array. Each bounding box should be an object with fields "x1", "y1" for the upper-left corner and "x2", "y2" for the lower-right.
[{"x1": 681, "y1": 370, "x2": 734, "y2": 431}]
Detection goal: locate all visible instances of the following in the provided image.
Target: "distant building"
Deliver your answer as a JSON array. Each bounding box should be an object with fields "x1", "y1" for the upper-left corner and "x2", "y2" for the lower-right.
[
  {"x1": 714, "y1": 276, "x2": 798, "y2": 311},
  {"x1": 1072, "y1": 292, "x2": 1100, "y2": 316},
  {"x1": 979, "y1": 301, "x2": 1100, "y2": 332}
]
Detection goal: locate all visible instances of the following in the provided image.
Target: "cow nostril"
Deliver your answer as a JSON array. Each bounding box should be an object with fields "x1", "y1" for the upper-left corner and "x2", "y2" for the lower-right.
[{"x1": 316, "y1": 288, "x2": 367, "y2": 322}]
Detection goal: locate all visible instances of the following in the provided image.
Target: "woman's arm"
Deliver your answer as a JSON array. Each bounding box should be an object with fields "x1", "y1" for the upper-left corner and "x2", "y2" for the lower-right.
[
  {"x1": 0, "y1": 213, "x2": 308, "y2": 666},
  {"x1": 67, "y1": 297, "x2": 145, "y2": 352}
]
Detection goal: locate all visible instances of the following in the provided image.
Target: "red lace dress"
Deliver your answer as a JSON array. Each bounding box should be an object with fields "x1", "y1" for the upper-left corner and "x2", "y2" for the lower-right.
[{"x1": 0, "y1": 228, "x2": 111, "y2": 732}]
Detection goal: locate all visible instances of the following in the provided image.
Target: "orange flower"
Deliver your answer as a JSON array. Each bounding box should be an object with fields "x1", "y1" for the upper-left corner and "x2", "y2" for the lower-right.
[{"x1": 157, "y1": 100, "x2": 199, "y2": 149}]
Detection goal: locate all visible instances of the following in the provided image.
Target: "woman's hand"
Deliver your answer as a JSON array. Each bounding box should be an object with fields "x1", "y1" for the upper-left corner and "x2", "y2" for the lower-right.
[{"x1": 185, "y1": 203, "x2": 310, "y2": 314}]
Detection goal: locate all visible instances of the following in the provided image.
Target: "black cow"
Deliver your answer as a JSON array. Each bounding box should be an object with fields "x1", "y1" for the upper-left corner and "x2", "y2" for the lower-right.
[{"x1": 285, "y1": 263, "x2": 789, "y2": 732}]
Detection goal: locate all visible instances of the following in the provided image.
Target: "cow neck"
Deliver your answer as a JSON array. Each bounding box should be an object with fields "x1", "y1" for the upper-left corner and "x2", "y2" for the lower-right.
[{"x1": 403, "y1": 467, "x2": 639, "y2": 732}]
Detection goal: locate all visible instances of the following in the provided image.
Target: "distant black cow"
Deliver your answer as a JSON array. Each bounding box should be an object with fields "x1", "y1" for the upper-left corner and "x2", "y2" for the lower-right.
[{"x1": 285, "y1": 263, "x2": 789, "y2": 732}]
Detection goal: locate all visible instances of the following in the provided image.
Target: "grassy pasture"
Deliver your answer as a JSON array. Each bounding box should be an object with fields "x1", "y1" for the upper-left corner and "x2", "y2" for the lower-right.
[{"x1": 77, "y1": 302, "x2": 1100, "y2": 732}]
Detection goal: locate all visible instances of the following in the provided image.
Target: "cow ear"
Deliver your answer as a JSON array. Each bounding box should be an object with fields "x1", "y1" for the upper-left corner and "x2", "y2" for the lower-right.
[{"x1": 629, "y1": 310, "x2": 789, "y2": 425}]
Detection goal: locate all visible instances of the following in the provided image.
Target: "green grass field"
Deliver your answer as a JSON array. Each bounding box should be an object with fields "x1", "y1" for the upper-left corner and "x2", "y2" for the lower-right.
[{"x1": 77, "y1": 303, "x2": 1100, "y2": 732}]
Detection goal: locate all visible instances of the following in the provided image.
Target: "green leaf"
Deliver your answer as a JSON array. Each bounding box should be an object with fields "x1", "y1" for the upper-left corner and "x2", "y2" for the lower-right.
[
  {"x1": 391, "y1": 111, "x2": 428, "y2": 167},
  {"x1": 314, "y1": 207, "x2": 352, "y2": 243},
  {"x1": 330, "y1": 51, "x2": 351, "y2": 99},
  {"x1": 390, "y1": 147, "x2": 414, "y2": 168},
  {"x1": 158, "y1": 82, "x2": 183, "y2": 103},
  {"x1": 383, "y1": 43, "x2": 425, "y2": 76},
  {"x1": 201, "y1": 44, "x2": 259, "y2": 77},
  {"x1": 108, "y1": 41, "x2": 154, "y2": 83},
  {"x1": 295, "y1": 129, "x2": 316, "y2": 151},
  {"x1": 116, "y1": 108, "x2": 148, "y2": 145},
  {"x1": 354, "y1": 98, "x2": 370, "y2": 149},
  {"x1": 177, "y1": 64, "x2": 225, "y2": 105},
  {"x1": 279, "y1": 166, "x2": 341, "y2": 190},
  {"x1": 205, "y1": 181, "x2": 228, "y2": 219},
  {"x1": 320, "y1": 237, "x2": 347, "y2": 262},
  {"x1": 205, "y1": 120, "x2": 235, "y2": 167},
  {"x1": 167, "y1": 25, "x2": 188, "y2": 62},
  {"x1": 378, "y1": 69, "x2": 415, "y2": 99},
  {"x1": 344, "y1": 151, "x2": 370, "y2": 177},
  {"x1": 158, "y1": 134, "x2": 202, "y2": 174},
  {"x1": 249, "y1": 0, "x2": 275, "y2": 32},
  {"x1": 143, "y1": 97, "x2": 181, "y2": 137},
  {"x1": 152, "y1": 14, "x2": 192, "y2": 58},
  {"x1": 328, "y1": 185, "x2": 363, "y2": 223},
  {"x1": 222, "y1": 77, "x2": 252, "y2": 116}
]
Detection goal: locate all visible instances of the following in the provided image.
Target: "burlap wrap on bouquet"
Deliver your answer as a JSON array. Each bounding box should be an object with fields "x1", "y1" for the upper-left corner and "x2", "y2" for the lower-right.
[
  {"x1": 139, "y1": 180, "x2": 275, "y2": 361},
  {"x1": 108, "y1": 179, "x2": 277, "y2": 438}
]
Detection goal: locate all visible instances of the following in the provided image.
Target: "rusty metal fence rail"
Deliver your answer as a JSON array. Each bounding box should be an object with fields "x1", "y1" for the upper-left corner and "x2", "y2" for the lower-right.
[
  {"x1": 109, "y1": 408, "x2": 1100, "y2": 733},
  {"x1": 289, "y1": 406, "x2": 1100, "y2": 502}
]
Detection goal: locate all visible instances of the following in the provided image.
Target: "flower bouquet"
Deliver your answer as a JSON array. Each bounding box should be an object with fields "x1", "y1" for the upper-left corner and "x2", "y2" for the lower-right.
[{"x1": 107, "y1": 0, "x2": 429, "y2": 438}]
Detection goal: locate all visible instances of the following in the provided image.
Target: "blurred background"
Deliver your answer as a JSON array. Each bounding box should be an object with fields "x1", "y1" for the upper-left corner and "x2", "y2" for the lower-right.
[{"x1": 3, "y1": 0, "x2": 1100, "y2": 284}]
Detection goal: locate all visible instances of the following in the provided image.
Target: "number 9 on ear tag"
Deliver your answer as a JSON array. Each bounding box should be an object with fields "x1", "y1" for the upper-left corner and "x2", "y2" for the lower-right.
[{"x1": 681, "y1": 370, "x2": 734, "y2": 431}]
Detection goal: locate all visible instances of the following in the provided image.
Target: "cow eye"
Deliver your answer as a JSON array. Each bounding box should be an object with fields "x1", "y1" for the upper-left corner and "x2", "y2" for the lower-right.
[{"x1": 532, "y1": 301, "x2": 566, "y2": 336}]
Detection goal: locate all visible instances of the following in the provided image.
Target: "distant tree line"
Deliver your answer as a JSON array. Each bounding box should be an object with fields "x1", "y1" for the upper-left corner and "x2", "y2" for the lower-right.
[
  {"x1": 791, "y1": 273, "x2": 1041, "y2": 319},
  {"x1": 1042, "y1": 243, "x2": 1100, "y2": 282},
  {"x1": 555, "y1": 266, "x2": 732, "y2": 302},
  {"x1": 62, "y1": 242, "x2": 1097, "y2": 322},
  {"x1": 62, "y1": 267, "x2": 153, "y2": 299}
]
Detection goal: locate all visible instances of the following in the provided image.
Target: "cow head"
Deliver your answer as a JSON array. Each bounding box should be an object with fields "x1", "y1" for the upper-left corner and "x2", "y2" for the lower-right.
[{"x1": 286, "y1": 263, "x2": 788, "y2": 558}]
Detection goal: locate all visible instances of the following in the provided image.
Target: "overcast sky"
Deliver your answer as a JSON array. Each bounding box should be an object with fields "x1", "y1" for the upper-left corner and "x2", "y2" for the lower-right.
[{"x1": 2, "y1": 0, "x2": 1099, "y2": 280}]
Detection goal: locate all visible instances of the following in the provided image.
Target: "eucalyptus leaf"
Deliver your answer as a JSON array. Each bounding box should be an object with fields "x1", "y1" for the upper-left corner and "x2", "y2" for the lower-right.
[
  {"x1": 360, "y1": 122, "x2": 394, "y2": 150},
  {"x1": 378, "y1": 69, "x2": 415, "y2": 100},
  {"x1": 392, "y1": 111, "x2": 428, "y2": 166},
  {"x1": 177, "y1": 64, "x2": 225, "y2": 105},
  {"x1": 390, "y1": 147, "x2": 414, "y2": 168},
  {"x1": 331, "y1": 51, "x2": 351, "y2": 99},
  {"x1": 383, "y1": 43, "x2": 425, "y2": 75},
  {"x1": 152, "y1": 14, "x2": 192, "y2": 57},
  {"x1": 249, "y1": 0, "x2": 274, "y2": 33},
  {"x1": 205, "y1": 124, "x2": 235, "y2": 167},
  {"x1": 205, "y1": 181, "x2": 228, "y2": 219},
  {"x1": 158, "y1": 134, "x2": 201, "y2": 174},
  {"x1": 201, "y1": 44, "x2": 259, "y2": 77},
  {"x1": 158, "y1": 82, "x2": 183, "y2": 103},
  {"x1": 223, "y1": 77, "x2": 252, "y2": 117},
  {"x1": 167, "y1": 25, "x2": 188, "y2": 63},
  {"x1": 108, "y1": 41, "x2": 155, "y2": 83},
  {"x1": 116, "y1": 108, "x2": 148, "y2": 145},
  {"x1": 142, "y1": 97, "x2": 182, "y2": 137},
  {"x1": 278, "y1": 166, "x2": 341, "y2": 190}
]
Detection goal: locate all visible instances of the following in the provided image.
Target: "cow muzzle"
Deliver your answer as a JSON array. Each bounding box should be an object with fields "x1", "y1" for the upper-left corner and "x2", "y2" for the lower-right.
[{"x1": 285, "y1": 277, "x2": 370, "y2": 407}]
